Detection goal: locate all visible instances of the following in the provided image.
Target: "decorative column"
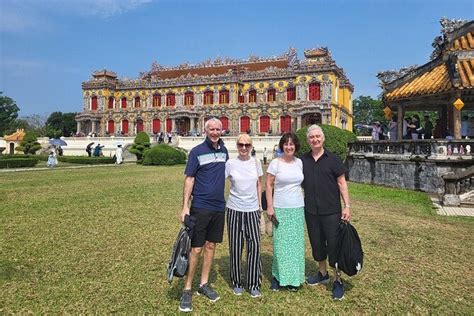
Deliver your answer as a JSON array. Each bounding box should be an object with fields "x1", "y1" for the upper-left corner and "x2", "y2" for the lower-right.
[
  {"x1": 397, "y1": 104, "x2": 403, "y2": 140},
  {"x1": 296, "y1": 115, "x2": 302, "y2": 130},
  {"x1": 190, "y1": 118, "x2": 195, "y2": 132},
  {"x1": 76, "y1": 121, "x2": 82, "y2": 134},
  {"x1": 91, "y1": 120, "x2": 97, "y2": 134},
  {"x1": 172, "y1": 119, "x2": 176, "y2": 132}
]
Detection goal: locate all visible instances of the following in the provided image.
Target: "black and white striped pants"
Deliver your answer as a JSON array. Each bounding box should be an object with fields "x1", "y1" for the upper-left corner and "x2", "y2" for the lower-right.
[{"x1": 226, "y1": 208, "x2": 262, "y2": 291}]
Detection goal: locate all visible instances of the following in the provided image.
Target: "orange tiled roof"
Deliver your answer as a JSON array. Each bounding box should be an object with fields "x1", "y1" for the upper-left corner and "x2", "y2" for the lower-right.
[
  {"x1": 385, "y1": 63, "x2": 452, "y2": 101},
  {"x1": 149, "y1": 60, "x2": 289, "y2": 79},
  {"x1": 457, "y1": 58, "x2": 474, "y2": 87},
  {"x1": 449, "y1": 31, "x2": 474, "y2": 50}
]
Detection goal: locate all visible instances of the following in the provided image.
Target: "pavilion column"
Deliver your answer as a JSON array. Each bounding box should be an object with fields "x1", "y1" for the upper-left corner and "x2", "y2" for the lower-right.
[
  {"x1": 91, "y1": 120, "x2": 97, "y2": 134},
  {"x1": 296, "y1": 115, "x2": 302, "y2": 130},
  {"x1": 397, "y1": 104, "x2": 403, "y2": 140},
  {"x1": 76, "y1": 121, "x2": 82, "y2": 134},
  {"x1": 453, "y1": 93, "x2": 462, "y2": 139}
]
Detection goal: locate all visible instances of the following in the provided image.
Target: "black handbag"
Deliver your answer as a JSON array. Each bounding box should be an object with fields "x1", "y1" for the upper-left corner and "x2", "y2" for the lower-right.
[{"x1": 335, "y1": 221, "x2": 364, "y2": 277}]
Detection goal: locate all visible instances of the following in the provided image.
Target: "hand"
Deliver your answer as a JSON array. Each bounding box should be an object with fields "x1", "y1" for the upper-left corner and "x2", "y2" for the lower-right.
[
  {"x1": 181, "y1": 206, "x2": 190, "y2": 223},
  {"x1": 266, "y1": 207, "x2": 274, "y2": 218},
  {"x1": 341, "y1": 207, "x2": 352, "y2": 222}
]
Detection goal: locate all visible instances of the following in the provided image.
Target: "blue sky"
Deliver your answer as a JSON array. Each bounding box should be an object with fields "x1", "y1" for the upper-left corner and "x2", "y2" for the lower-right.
[{"x1": 0, "y1": 0, "x2": 472, "y2": 116}]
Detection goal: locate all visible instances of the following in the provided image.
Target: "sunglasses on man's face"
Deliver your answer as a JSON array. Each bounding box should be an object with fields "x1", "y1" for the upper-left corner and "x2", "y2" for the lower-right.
[{"x1": 237, "y1": 143, "x2": 252, "y2": 148}]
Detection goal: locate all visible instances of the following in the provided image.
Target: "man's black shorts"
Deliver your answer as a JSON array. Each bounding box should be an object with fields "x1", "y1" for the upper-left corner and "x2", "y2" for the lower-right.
[{"x1": 190, "y1": 207, "x2": 225, "y2": 248}]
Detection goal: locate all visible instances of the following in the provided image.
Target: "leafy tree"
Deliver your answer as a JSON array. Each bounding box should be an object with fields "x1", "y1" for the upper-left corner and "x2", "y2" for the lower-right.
[
  {"x1": 352, "y1": 96, "x2": 385, "y2": 125},
  {"x1": 45, "y1": 111, "x2": 77, "y2": 137},
  {"x1": 129, "y1": 132, "x2": 151, "y2": 161},
  {"x1": 0, "y1": 92, "x2": 20, "y2": 136},
  {"x1": 15, "y1": 131, "x2": 42, "y2": 155}
]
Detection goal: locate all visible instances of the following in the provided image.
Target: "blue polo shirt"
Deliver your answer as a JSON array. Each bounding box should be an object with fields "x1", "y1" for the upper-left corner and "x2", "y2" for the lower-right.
[{"x1": 184, "y1": 137, "x2": 229, "y2": 212}]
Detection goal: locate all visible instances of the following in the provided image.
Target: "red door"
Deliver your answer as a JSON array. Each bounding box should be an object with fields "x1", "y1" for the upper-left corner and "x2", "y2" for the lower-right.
[
  {"x1": 240, "y1": 116, "x2": 250, "y2": 133},
  {"x1": 260, "y1": 116, "x2": 270, "y2": 133},
  {"x1": 220, "y1": 117, "x2": 229, "y2": 131},
  {"x1": 153, "y1": 119, "x2": 161, "y2": 134},
  {"x1": 280, "y1": 116, "x2": 291, "y2": 133},
  {"x1": 122, "y1": 120, "x2": 129, "y2": 134},
  {"x1": 91, "y1": 96, "x2": 98, "y2": 110},
  {"x1": 166, "y1": 118, "x2": 172, "y2": 132},
  {"x1": 137, "y1": 119, "x2": 144, "y2": 133},
  {"x1": 108, "y1": 120, "x2": 115, "y2": 134}
]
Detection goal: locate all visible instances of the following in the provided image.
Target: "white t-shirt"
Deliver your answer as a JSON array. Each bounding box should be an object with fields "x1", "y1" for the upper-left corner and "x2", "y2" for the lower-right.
[
  {"x1": 267, "y1": 157, "x2": 304, "y2": 208},
  {"x1": 225, "y1": 157, "x2": 263, "y2": 212}
]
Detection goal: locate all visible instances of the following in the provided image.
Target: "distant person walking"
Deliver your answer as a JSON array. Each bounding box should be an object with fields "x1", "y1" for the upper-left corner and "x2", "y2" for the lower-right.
[
  {"x1": 263, "y1": 147, "x2": 268, "y2": 165},
  {"x1": 115, "y1": 145, "x2": 123, "y2": 164}
]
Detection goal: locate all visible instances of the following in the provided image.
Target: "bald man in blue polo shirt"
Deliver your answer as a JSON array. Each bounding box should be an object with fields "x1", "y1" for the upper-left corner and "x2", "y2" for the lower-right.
[{"x1": 179, "y1": 118, "x2": 229, "y2": 313}]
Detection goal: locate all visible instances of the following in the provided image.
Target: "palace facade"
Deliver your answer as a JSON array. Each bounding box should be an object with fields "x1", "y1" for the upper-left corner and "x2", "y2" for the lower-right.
[{"x1": 76, "y1": 47, "x2": 353, "y2": 137}]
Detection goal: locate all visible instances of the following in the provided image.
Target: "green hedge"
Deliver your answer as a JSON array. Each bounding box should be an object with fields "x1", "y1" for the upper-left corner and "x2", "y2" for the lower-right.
[
  {"x1": 0, "y1": 158, "x2": 39, "y2": 169},
  {"x1": 296, "y1": 124, "x2": 357, "y2": 161},
  {"x1": 57, "y1": 156, "x2": 114, "y2": 164},
  {"x1": 142, "y1": 144, "x2": 186, "y2": 166}
]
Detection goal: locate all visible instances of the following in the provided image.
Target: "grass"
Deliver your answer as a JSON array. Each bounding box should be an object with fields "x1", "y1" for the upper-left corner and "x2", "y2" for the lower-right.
[{"x1": 0, "y1": 164, "x2": 473, "y2": 313}]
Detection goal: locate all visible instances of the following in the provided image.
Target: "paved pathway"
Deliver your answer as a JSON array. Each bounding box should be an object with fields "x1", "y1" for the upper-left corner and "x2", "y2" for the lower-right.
[
  {"x1": 431, "y1": 197, "x2": 474, "y2": 217},
  {"x1": 0, "y1": 164, "x2": 120, "y2": 173}
]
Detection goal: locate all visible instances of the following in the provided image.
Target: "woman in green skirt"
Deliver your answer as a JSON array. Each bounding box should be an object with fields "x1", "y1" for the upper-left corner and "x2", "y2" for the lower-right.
[{"x1": 265, "y1": 132, "x2": 305, "y2": 291}]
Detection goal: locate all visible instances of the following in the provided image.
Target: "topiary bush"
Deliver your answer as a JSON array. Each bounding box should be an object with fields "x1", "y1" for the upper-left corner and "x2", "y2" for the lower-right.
[
  {"x1": 129, "y1": 132, "x2": 151, "y2": 161},
  {"x1": 15, "y1": 132, "x2": 42, "y2": 155},
  {"x1": 142, "y1": 144, "x2": 186, "y2": 166},
  {"x1": 296, "y1": 124, "x2": 357, "y2": 161},
  {"x1": 57, "y1": 156, "x2": 114, "y2": 164},
  {"x1": 0, "y1": 158, "x2": 39, "y2": 168}
]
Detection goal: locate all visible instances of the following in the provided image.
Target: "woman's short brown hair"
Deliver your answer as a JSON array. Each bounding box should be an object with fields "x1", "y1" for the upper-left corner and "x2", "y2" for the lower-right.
[{"x1": 279, "y1": 132, "x2": 300, "y2": 152}]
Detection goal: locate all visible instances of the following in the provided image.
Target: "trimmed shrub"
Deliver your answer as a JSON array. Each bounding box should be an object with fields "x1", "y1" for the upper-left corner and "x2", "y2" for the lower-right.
[
  {"x1": 129, "y1": 132, "x2": 151, "y2": 161},
  {"x1": 142, "y1": 144, "x2": 186, "y2": 166},
  {"x1": 15, "y1": 132, "x2": 42, "y2": 154},
  {"x1": 0, "y1": 154, "x2": 48, "y2": 161},
  {"x1": 296, "y1": 124, "x2": 357, "y2": 161},
  {"x1": 57, "y1": 156, "x2": 114, "y2": 164},
  {"x1": 0, "y1": 158, "x2": 39, "y2": 169}
]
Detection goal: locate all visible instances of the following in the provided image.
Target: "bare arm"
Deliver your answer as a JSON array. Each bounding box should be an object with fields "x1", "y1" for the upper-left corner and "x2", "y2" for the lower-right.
[
  {"x1": 181, "y1": 176, "x2": 195, "y2": 223},
  {"x1": 337, "y1": 174, "x2": 352, "y2": 221},
  {"x1": 266, "y1": 173, "x2": 275, "y2": 217},
  {"x1": 257, "y1": 176, "x2": 262, "y2": 210}
]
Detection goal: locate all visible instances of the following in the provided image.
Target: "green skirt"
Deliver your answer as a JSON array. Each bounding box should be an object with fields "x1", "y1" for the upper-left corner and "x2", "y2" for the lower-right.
[{"x1": 272, "y1": 206, "x2": 305, "y2": 287}]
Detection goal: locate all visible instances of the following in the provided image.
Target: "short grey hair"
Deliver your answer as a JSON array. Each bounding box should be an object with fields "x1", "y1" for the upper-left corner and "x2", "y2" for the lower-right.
[
  {"x1": 204, "y1": 117, "x2": 222, "y2": 131},
  {"x1": 306, "y1": 124, "x2": 325, "y2": 138}
]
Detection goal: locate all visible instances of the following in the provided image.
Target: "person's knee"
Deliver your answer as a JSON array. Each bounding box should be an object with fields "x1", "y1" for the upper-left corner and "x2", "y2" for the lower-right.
[
  {"x1": 204, "y1": 241, "x2": 216, "y2": 251},
  {"x1": 191, "y1": 247, "x2": 203, "y2": 255}
]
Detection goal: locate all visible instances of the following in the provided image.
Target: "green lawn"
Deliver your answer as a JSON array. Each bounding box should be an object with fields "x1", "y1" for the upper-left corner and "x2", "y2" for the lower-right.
[{"x1": 1, "y1": 164, "x2": 473, "y2": 313}]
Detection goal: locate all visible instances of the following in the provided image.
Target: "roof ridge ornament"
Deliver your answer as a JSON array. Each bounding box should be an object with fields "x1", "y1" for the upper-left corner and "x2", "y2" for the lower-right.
[
  {"x1": 430, "y1": 17, "x2": 470, "y2": 60},
  {"x1": 376, "y1": 65, "x2": 419, "y2": 89}
]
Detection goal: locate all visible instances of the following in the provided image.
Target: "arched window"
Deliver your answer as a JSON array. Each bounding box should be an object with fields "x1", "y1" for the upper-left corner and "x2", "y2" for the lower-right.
[
  {"x1": 309, "y1": 82, "x2": 321, "y2": 101},
  {"x1": 152, "y1": 119, "x2": 161, "y2": 134},
  {"x1": 166, "y1": 93, "x2": 175, "y2": 107},
  {"x1": 166, "y1": 118, "x2": 172, "y2": 132},
  {"x1": 184, "y1": 91, "x2": 194, "y2": 106},
  {"x1": 153, "y1": 94, "x2": 161, "y2": 107},
  {"x1": 203, "y1": 91, "x2": 213, "y2": 105},
  {"x1": 238, "y1": 91, "x2": 245, "y2": 103},
  {"x1": 135, "y1": 97, "x2": 141, "y2": 108},
  {"x1": 248, "y1": 90, "x2": 257, "y2": 103},
  {"x1": 287, "y1": 87, "x2": 296, "y2": 101},
  {"x1": 108, "y1": 120, "x2": 115, "y2": 134},
  {"x1": 267, "y1": 89, "x2": 276, "y2": 102},
  {"x1": 260, "y1": 116, "x2": 270, "y2": 133},
  {"x1": 121, "y1": 97, "x2": 127, "y2": 109},
  {"x1": 280, "y1": 115, "x2": 291, "y2": 133},
  {"x1": 108, "y1": 97, "x2": 114, "y2": 109},
  {"x1": 122, "y1": 120, "x2": 129, "y2": 134},
  {"x1": 136, "y1": 119, "x2": 144, "y2": 132},
  {"x1": 91, "y1": 96, "x2": 98, "y2": 110},
  {"x1": 219, "y1": 90, "x2": 229, "y2": 104},
  {"x1": 240, "y1": 116, "x2": 250, "y2": 133},
  {"x1": 220, "y1": 117, "x2": 229, "y2": 131}
]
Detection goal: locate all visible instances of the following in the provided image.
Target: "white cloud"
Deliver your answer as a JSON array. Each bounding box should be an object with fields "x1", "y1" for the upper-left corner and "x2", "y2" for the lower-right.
[{"x1": 0, "y1": 0, "x2": 152, "y2": 33}]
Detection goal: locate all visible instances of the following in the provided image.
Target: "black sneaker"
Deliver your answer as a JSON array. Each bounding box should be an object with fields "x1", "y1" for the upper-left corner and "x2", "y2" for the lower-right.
[
  {"x1": 332, "y1": 280, "x2": 344, "y2": 300},
  {"x1": 270, "y1": 277, "x2": 280, "y2": 291},
  {"x1": 197, "y1": 283, "x2": 220, "y2": 302},
  {"x1": 179, "y1": 290, "x2": 192, "y2": 312},
  {"x1": 287, "y1": 285, "x2": 299, "y2": 292},
  {"x1": 307, "y1": 271, "x2": 330, "y2": 286}
]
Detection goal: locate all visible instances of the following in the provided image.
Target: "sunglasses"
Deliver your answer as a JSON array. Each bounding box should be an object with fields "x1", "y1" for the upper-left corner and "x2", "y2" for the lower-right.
[{"x1": 237, "y1": 143, "x2": 252, "y2": 148}]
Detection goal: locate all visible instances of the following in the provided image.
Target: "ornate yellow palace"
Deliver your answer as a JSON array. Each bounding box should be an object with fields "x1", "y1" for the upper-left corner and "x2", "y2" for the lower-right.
[{"x1": 76, "y1": 47, "x2": 353, "y2": 136}]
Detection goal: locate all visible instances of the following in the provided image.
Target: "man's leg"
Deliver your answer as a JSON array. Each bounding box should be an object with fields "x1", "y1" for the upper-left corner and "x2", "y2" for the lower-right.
[
  {"x1": 200, "y1": 241, "x2": 216, "y2": 285},
  {"x1": 184, "y1": 247, "x2": 202, "y2": 290}
]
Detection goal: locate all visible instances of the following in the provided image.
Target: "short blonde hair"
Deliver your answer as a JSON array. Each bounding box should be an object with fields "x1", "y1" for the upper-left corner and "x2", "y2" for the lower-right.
[{"x1": 236, "y1": 133, "x2": 252, "y2": 146}]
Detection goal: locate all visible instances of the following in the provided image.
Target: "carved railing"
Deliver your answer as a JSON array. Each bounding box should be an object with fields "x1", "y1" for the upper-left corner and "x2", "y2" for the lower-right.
[
  {"x1": 349, "y1": 140, "x2": 474, "y2": 159},
  {"x1": 442, "y1": 166, "x2": 474, "y2": 205}
]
